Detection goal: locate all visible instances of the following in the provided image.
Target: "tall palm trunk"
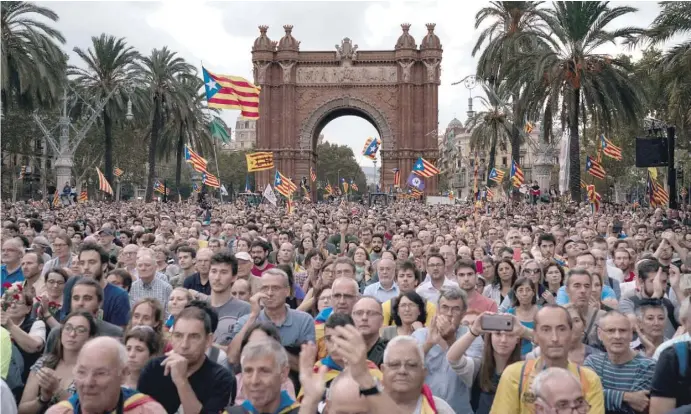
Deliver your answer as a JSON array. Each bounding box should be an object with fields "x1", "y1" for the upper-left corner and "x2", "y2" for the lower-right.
[
  {"x1": 542, "y1": 104, "x2": 552, "y2": 144},
  {"x1": 146, "y1": 98, "x2": 162, "y2": 202},
  {"x1": 568, "y1": 87, "x2": 581, "y2": 200},
  {"x1": 103, "y1": 109, "x2": 114, "y2": 194},
  {"x1": 487, "y1": 129, "x2": 498, "y2": 186},
  {"x1": 175, "y1": 120, "x2": 184, "y2": 192},
  {"x1": 511, "y1": 98, "x2": 521, "y2": 165}
]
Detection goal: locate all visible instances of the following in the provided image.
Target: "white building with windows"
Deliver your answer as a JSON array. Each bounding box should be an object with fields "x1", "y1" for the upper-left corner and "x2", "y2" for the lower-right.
[{"x1": 221, "y1": 117, "x2": 256, "y2": 151}]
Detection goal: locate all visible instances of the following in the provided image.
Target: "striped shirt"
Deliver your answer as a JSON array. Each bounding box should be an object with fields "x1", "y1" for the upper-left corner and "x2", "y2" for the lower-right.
[{"x1": 584, "y1": 352, "x2": 656, "y2": 413}]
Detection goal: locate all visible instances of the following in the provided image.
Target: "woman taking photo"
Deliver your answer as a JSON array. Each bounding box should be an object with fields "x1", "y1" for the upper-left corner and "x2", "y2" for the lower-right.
[
  {"x1": 123, "y1": 325, "x2": 163, "y2": 389},
  {"x1": 36, "y1": 268, "x2": 69, "y2": 330},
  {"x1": 18, "y1": 311, "x2": 97, "y2": 414},
  {"x1": 483, "y1": 259, "x2": 517, "y2": 306},
  {"x1": 505, "y1": 277, "x2": 539, "y2": 356},
  {"x1": 447, "y1": 312, "x2": 524, "y2": 414},
  {"x1": 381, "y1": 292, "x2": 427, "y2": 341}
]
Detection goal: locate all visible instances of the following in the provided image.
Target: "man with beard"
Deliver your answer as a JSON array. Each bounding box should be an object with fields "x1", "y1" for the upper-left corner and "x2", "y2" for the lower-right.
[
  {"x1": 584, "y1": 311, "x2": 655, "y2": 413},
  {"x1": 208, "y1": 252, "x2": 251, "y2": 346},
  {"x1": 250, "y1": 240, "x2": 274, "y2": 277},
  {"x1": 492, "y1": 305, "x2": 604, "y2": 414},
  {"x1": 454, "y1": 259, "x2": 497, "y2": 313},
  {"x1": 60, "y1": 243, "x2": 130, "y2": 326},
  {"x1": 381, "y1": 336, "x2": 455, "y2": 413},
  {"x1": 20, "y1": 252, "x2": 44, "y2": 298},
  {"x1": 369, "y1": 233, "x2": 384, "y2": 262},
  {"x1": 620, "y1": 259, "x2": 678, "y2": 339}
]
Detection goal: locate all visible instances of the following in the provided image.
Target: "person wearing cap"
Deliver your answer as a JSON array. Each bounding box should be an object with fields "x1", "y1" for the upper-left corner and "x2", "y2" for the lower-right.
[
  {"x1": 235, "y1": 251, "x2": 262, "y2": 295},
  {"x1": 30, "y1": 236, "x2": 52, "y2": 265},
  {"x1": 98, "y1": 228, "x2": 121, "y2": 260}
]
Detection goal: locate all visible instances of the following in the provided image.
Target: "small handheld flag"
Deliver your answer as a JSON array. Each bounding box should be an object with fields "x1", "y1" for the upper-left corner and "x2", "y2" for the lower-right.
[
  {"x1": 362, "y1": 137, "x2": 381, "y2": 160},
  {"x1": 509, "y1": 160, "x2": 524, "y2": 187},
  {"x1": 341, "y1": 177, "x2": 349, "y2": 193},
  {"x1": 407, "y1": 172, "x2": 425, "y2": 191},
  {"x1": 185, "y1": 145, "x2": 208, "y2": 174},
  {"x1": 153, "y1": 179, "x2": 171, "y2": 195},
  {"x1": 52, "y1": 190, "x2": 60, "y2": 208},
  {"x1": 274, "y1": 170, "x2": 297, "y2": 197},
  {"x1": 585, "y1": 156, "x2": 606, "y2": 180},
  {"x1": 350, "y1": 179, "x2": 358, "y2": 192},
  {"x1": 488, "y1": 168, "x2": 505, "y2": 183},
  {"x1": 202, "y1": 172, "x2": 221, "y2": 188},
  {"x1": 412, "y1": 157, "x2": 440, "y2": 178},
  {"x1": 392, "y1": 168, "x2": 401, "y2": 187},
  {"x1": 310, "y1": 167, "x2": 317, "y2": 183},
  {"x1": 245, "y1": 152, "x2": 274, "y2": 172},
  {"x1": 113, "y1": 167, "x2": 124, "y2": 178},
  {"x1": 95, "y1": 167, "x2": 113, "y2": 195},
  {"x1": 600, "y1": 134, "x2": 622, "y2": 161},
  {"x1": 78, "y1": 190, "x2": 88, "y2": 202},
  {"x1": 263, "y1": 184, "x2": 277, "y2": 206}
]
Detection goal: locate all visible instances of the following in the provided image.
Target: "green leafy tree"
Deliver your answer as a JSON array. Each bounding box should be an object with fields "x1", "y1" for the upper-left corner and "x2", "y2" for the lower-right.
[
  {"x1": 70, "y1": 34, "x2": 140, "y2": 187},
  {"x1": 134, "y1": 47, "x2": 195, "y2": 202},
  {"x1": 315, "y1": 142, "x2": 367, "y2": 193},
  {"x1": 514, "y1": 1, "x2": 646, "y2": 199},
  {"x1": 466, "y1": 84, "x2": 516, "y2": 187},
  {"x1": 1, "y1": 2, "x2": 67, "y2": 111}
]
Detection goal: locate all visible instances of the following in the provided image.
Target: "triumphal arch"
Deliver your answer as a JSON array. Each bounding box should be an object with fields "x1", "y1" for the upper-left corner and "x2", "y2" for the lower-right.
[{"x1": 251, "y1": 23, "x2": 442, "y2": 194}]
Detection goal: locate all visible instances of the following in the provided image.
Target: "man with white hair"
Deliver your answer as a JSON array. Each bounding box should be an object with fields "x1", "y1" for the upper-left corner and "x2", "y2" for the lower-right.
[
  {"x1": 46, "y1": 337, "x2": 166, "y2": 414},
  {"x1": 228, "y1": 340, "x2": 299, "y2": 413},
  {"x1": 532, "y1": 367, "x2": 589, "y2": 414},
  {"x1": 382, "y1": 336, "x2": 454, "y2": 413},
  {"x1": 363, "y1": 258, "x2": 399, "y2": 303},
  {"x1": 129, "y1": 248, "x2": 172, "y2": 311}
]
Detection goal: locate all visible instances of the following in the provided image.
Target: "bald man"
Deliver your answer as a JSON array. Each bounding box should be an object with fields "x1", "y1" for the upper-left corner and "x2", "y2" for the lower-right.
[
  {"x1": 47, "y1": 337, "x2": 166, "y2": 414},
  {"x1": 532, "y1": 368, "x2": 588, "y2": 414}
]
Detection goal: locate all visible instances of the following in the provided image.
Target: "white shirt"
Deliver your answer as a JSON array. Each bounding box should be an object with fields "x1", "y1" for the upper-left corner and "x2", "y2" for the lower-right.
[
  {"x1": 416, "y1": 278, "x2": 459, "y2": 303},
  {"x1": 653, "y1": 333, "x2": 691, "y2": 360}
]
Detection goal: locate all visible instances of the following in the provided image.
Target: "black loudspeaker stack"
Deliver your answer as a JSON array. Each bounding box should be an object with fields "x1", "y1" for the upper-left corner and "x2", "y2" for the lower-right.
[{"x1": 635, "y1": 137, "x2": 668, "y2": 167}]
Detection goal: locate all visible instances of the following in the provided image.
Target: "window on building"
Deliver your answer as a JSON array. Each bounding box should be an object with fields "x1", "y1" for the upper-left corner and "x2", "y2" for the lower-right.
[
  {"x1": 520, "y1": 156, "x2": 525, "y2": 165},
  {"x1": 502, "y1": 157, "x2": 507, "y2": 167},
  {"x1": 499, "y1": 142, "x2": 507, "y2": 152}
]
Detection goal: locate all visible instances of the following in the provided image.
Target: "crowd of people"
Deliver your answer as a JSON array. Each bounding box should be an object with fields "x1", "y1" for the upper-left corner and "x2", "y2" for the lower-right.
[{"x1": 1, "y1": 196, "x2": 691, "y2": 414}]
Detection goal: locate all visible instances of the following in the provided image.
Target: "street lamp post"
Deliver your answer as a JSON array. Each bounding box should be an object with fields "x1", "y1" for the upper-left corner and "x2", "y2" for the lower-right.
[{"x1": 33, "y1": 84, "x2": 134, "y2": 194}]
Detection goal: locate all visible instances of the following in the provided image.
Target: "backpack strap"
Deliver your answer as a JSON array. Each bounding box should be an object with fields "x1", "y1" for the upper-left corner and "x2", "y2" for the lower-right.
[
  {"x1": 518, "y1": 359, "x2": 537, "y2": 402},
  {"x1": 675, "y1": 341, "x2": 688, "y2": 378},
  {"x1": 208, "y1": 345, "x2": 220, "y2": 364}
]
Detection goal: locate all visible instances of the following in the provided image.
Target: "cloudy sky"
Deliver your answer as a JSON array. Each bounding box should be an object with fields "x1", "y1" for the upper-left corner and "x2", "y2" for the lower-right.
[{"x1": 40, "y1": 0, "x2": 662, "y2": 165}]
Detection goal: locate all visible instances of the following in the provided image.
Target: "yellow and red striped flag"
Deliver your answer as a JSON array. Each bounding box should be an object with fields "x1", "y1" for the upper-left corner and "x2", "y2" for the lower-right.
[
  {"x1": 203, "y1": 67, "x2": 260, "y2": 119},
  {"x1": 274, "y1": 170, "x2": 297, "y2": 197},
  {"x1": 78, "y1": 190, "x2": 88, "y2": 202},
  {"x1": 95, "y1": 167, "x2": 113, "y2": 195},
  {"x1": 392, "y1": 168, "x2": 401, "y2": 187},
  {"x1": 310, "y1": 167, "x2": 317, "y2": 183},
  {"x1": 245, "y1": 152, "x2": 274, "y2": 172},
  {"x1": 600, "y1": 134, "x2": 623, "y2": 161},
  {"x1": 52, "y1": 189, "x2": 61, "y2": 207},
  {"x1": 185, "y1": 145, "x2": 208, "y2": 174},
  {"x1": 202, "y1": 172, "x2": 221, "y2": 188},
  {"x1": 113, "y1": 167, "x2": 124, "y2": 177}
]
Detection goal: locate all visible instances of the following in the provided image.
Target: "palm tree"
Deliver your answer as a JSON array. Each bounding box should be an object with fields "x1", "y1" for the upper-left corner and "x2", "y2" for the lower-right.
[
  {"x1": 1, "y1": 1, "x2": 66, "y2": 111},
  {"x1": 473, "y1": 1, "x2": 545, "y2": 163},
  {"x1": 157, "y1": 76, "x2": 216, "y2": 192},
  {"x1": 513, "y1": 1, "x2": 645, "y2": 199},
  {"x1": 135, "y1": 47, "x2": 195, "y2": 202},
  {"x1": 639, "y1": 2, "x2": 691, "y2": 138},
  {"x1": 466, "y1": 84, "x2": 516, "y2": 187},
  {"x1": 70, "y1": 34, "x2": 140, "y2": 189}
]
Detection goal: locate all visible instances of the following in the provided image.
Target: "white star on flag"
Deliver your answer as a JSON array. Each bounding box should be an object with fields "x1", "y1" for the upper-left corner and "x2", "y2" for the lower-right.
[{"x1": 206, "y1": 79, "x2": 217, "y2": 90}]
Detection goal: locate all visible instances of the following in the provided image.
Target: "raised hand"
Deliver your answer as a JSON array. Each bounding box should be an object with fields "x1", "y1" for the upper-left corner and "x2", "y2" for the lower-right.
[{"x1": 298, "y1": 343, "x2": 327, "y2": 404}]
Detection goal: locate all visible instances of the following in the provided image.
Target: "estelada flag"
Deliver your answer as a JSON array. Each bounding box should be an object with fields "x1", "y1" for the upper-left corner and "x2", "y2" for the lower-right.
[
  {"x1": 185, "y1": 145, "x2": 208, "y2": 174},
  {"x1": 246, "y1": 152, "x2": 274, "y2": 172},
  {"x1": 95, "y1": 167, "x2": 113, "y2": 195},
  {"x1": 412, "y1": 157, "x2": 440, "y2": 178},
  {"x1": 203, "y1": 67, "x2": 260, "y2": 119}
]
